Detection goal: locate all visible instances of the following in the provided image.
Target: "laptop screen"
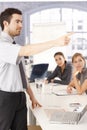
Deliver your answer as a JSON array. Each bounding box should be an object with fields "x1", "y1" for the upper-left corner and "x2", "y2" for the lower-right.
[{"x1": 29, "y1": 63, "x2": 49, "y2": 82}]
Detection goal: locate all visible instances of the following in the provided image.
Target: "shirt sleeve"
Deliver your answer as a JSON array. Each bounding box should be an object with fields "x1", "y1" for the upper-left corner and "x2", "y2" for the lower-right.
[
  {"x1": 0, "y1": 42, "x2": 21, "y2": 65},
  {"x1": 47, "y1": 67, "x2": 59, "y2": 82},
  {"x1": 54, "y1": 64, "x2": 72, "y2": 85}
]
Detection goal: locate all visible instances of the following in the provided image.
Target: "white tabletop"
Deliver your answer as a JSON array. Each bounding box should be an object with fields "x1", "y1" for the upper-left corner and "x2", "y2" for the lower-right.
[{"x1": 28, "y1": 83, "x2": 87, "y2": 130}]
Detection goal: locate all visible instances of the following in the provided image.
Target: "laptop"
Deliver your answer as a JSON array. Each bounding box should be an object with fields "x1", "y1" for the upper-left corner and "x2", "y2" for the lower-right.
[
  {"x1": 29, "y1": 63, "x2": 49, "y2": 82},
  {"x1": 45, "y1": 105, "x2": 87, "y2": 124}
]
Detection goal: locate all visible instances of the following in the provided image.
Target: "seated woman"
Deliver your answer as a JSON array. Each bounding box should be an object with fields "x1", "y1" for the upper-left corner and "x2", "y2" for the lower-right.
[
  {"x1": 45, "y1": 52, "x2": 72, "y2": 85},
  {"x1": 67, "y1": 53, "x2": 87, "y2": 95}
]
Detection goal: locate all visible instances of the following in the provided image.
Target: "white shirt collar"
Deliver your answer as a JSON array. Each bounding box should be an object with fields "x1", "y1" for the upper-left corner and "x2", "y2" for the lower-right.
[{"x1": 0, "y1": 31, "x2": 14, "y2": 43}]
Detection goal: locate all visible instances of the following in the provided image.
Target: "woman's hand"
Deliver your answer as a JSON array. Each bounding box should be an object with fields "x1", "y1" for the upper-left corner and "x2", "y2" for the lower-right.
[
  {"x1": 45, "y1": 79, "x2": 49, "y2": 84},
  {"x1": 72, "y1": 68, "x2": 79, "y2": 77},
  {"x1": 67, "y1": 86, "x2": 72, "y2": 94},
  {"x1": 51, "y1": 79, "x2": 54, "y2": 83}
]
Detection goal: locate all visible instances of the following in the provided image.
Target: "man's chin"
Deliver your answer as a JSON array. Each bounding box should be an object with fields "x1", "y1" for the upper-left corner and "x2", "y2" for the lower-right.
[{"x1": 15, "y1": 33, "x2": 20, "y2": 36}]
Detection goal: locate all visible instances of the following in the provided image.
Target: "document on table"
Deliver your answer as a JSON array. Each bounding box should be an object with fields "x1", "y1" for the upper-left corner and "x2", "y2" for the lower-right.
[{"x1": 52, "y1": 88, "x2": 77, "y2": 96}]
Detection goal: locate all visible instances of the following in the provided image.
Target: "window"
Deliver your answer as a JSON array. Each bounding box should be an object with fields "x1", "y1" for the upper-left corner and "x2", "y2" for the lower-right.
[{"x1": 30, "y1": 8, "x2": 87, "y2": 70}]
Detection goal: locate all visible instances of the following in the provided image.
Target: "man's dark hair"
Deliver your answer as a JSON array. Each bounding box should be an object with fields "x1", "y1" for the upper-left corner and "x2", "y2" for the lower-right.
[{"x1": 0, "y1": 8, "x2": 22, "y2": 30}]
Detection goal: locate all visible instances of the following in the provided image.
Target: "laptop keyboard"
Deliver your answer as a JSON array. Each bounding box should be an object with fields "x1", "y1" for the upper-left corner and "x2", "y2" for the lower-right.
[{"x1": 50, "y1": 111, "x2": 80, "y2": 124}]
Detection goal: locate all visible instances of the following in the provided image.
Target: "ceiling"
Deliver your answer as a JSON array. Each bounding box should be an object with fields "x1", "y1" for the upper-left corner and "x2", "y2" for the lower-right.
[
  {"x1": 0, "y1": 1, "x2": 87, "y2": 15},
  {"x1": 0, "y1": 1, "x2": 87, "y2": 45}
]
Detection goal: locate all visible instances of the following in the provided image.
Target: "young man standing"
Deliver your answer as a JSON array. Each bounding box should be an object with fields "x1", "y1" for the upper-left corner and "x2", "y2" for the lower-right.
[{"x1": 0, "y1": 8, "x2": 71, "y2": 130}]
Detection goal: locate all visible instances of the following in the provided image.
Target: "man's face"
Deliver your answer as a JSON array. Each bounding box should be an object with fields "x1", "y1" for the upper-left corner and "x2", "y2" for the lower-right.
[{"x1": 5, "y1": 14, "x2": 22, "y2": 37}]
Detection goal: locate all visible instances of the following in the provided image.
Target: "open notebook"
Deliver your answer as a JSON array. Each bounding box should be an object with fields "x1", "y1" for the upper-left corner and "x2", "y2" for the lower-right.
[{"x1": 45, "y1": 105, "x2": 87, "y2": 124}]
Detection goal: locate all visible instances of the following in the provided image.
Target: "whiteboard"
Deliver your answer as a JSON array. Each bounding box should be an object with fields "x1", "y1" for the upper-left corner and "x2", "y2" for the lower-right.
[
  {"x1": 31, "y1": 22, "x2": 68, "y2": 71},
  {"x1": 32, "y1": 22, "x2": 66, "y2": 43}
]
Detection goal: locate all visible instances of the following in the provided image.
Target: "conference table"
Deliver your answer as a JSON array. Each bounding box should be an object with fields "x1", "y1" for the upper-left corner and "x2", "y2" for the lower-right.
[{"x1": 27, "y1": 82, "x2": 87, "y2": 130}]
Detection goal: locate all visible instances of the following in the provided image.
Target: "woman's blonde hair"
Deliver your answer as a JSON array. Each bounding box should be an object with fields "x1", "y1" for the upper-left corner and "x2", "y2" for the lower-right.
[{"x1": 72, "y1": 53, "x2": 85, "y2": 63}]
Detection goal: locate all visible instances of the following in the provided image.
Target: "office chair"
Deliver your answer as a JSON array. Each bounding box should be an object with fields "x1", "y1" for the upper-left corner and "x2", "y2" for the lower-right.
[{"x1": 29, "y1": 63, "x2": 49, "y2": 82}]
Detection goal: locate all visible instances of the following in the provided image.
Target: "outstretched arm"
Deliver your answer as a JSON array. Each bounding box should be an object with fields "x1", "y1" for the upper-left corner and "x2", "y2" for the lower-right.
[{"x1": 19, "y1": 33, "x2": 73, "y2": 57}]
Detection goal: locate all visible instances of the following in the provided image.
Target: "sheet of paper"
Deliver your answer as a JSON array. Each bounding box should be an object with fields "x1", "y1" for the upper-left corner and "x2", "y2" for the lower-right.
[{"x1": 52, "y1": 88, "x2": 77, "y2": 96}]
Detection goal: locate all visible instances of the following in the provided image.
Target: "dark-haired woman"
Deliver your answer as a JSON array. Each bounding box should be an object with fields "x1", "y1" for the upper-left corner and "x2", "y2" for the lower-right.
[{"x1": 45, "y1": 52, "x2": 72, "y2": 85}]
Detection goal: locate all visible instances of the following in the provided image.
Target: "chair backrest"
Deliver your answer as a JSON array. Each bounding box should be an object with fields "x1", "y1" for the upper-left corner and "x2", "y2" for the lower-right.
[
  {"x1": 30, "y1": 63, "x2": 49, "y2": 82},
  {"x1": 29, "y1": 63, "x2": 49, "y2": 82}
]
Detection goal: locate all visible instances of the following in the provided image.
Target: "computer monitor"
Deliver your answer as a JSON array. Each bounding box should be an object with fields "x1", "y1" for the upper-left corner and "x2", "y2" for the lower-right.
[{"x1": 29, "y1": 63, "x2": 49, "y2": 82}]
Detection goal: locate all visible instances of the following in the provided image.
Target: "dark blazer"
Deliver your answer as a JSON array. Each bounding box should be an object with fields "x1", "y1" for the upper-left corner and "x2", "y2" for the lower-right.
[{"x1": 47, "y1": 62, "x2": 72, "y2": 85}]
